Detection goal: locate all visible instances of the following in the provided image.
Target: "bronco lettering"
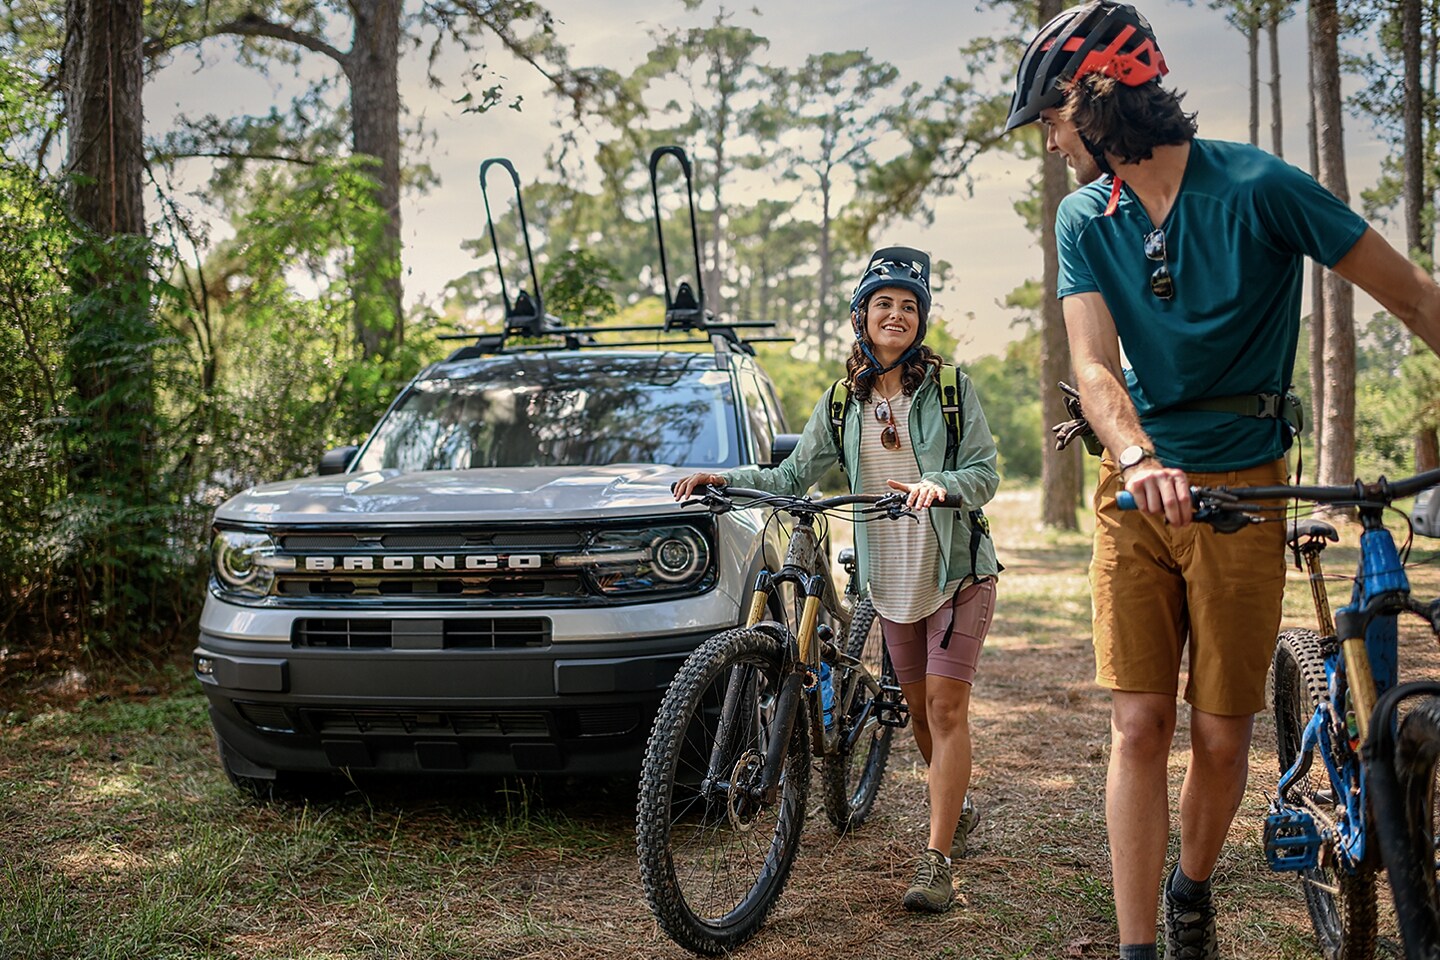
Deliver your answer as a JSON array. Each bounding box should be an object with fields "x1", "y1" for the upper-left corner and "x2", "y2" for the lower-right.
[{"x1": 302, "y1": 554, "x2": 544, "y2": 573}]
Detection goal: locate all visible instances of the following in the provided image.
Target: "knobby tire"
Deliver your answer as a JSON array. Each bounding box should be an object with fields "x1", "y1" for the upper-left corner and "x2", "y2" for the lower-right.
[
  {"x1": 1386, "y1": 695, "x2": 1440, "y2": 958},
  {"x1": 821, "y1": 595, "x2": 895, "y2": 832},
  {"x1": 635, "y1": 627, "x2": 809, "y2": 955},
  {"x1": 1273, "y1": 629, "x2": 1379, "y2": 960}
]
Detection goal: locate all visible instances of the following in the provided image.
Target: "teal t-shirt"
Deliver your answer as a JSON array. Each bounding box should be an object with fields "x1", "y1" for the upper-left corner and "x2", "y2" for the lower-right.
[{"x1": 1056, "y1": 138, "x2": 1367, "y2": 471}]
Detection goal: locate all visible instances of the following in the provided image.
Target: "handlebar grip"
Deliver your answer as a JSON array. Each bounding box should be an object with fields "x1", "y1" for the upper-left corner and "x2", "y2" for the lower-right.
[{"x1": 1116, "y1": 491, "x2": 1137, "y2": 511}]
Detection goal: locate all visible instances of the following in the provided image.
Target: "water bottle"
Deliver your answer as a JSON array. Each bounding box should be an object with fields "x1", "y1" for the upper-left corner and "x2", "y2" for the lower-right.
[{"x1": 820, "y1": 661, "x2": 835, "y2": 730}]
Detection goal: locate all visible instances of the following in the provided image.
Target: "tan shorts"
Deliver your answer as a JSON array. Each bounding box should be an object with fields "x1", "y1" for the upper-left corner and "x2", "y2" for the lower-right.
[{"x1": 1090, "y1": 457, "x2": 1289, "y2": 716}]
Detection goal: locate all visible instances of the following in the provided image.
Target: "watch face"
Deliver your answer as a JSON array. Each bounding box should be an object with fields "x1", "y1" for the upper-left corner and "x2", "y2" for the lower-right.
[{"x1": 1120, "y1": 445, "x2": 1146, "y2": 469}]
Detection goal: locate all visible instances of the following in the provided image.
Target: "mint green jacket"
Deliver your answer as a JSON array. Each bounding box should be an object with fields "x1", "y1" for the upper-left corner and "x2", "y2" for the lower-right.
[{"x1": 722, "y1": 365, "x2": 1001, "y2": 598}]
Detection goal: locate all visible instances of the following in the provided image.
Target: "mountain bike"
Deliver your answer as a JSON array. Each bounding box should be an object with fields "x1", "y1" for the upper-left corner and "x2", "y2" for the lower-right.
[
  {"x1": 635, "y1": 486, "x2": 917, "y2": 955},
  {"x1": 1120, "y1": 468, "x2": 1440, "y2": 960}
]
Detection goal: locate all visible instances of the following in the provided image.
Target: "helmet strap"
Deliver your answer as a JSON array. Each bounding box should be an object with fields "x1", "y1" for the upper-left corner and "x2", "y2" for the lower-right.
[{"x1": 1078, "y1": 130, "x2": 1116, "y2": 178}]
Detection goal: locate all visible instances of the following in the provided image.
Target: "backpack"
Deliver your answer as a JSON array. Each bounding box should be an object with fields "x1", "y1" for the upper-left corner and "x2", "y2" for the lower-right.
[{"x1": 824, "y1": 363, "x2": 997, "y2": 589}]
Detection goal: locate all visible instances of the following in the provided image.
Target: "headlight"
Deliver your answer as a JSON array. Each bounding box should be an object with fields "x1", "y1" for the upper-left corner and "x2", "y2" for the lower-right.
[
  {"x1": 555, "y1": 525, "x2": 712, "y2": 595},
  {"x1": 211, "y1": 530, "x2": 279, "y2": 599}
]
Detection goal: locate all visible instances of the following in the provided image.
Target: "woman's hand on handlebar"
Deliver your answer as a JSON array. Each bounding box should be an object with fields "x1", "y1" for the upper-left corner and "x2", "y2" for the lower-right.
[
  {"x1": 887, "y1": 478, "x2": 949, "y2": 510},
  {"x1": 1123, "y1": 461, "x2": 1194, "y2": 527},
  {"x1": 673, "y1": 473, "x2": 727, "y2": 501}
]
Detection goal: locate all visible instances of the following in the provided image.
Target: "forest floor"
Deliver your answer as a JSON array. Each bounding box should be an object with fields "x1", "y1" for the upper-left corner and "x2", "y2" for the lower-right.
[{"x1": 3, "y1": 487, "x2": 1438, "y2": 959}]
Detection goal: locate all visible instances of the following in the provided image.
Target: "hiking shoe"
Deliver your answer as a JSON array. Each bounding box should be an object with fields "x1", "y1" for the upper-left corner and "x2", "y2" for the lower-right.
[
  {"x1": 902, "y1": 848, "x2": 954, "y2": 913},
  {"x1": 1164, "y1": 868, "x2": 1219, "y2": 960},
  {"x1": 951, "y1": 794, "x2": 981, "y2": 858}
]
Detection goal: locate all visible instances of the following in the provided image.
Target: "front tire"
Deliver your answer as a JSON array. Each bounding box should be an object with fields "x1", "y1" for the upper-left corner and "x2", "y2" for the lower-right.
[
  {"x1": 1272, "y1": 629, "x2": 1378, "y2": 960},
  {"x1": 821, "y1": 596, "x2": 895, "y2": 832},
  {"x1": 636, "y1": 627, "x2": 809, "y2": 955},
  {"x1": 1387, "y1": 695, "x2": 1440, "y2": 950}
]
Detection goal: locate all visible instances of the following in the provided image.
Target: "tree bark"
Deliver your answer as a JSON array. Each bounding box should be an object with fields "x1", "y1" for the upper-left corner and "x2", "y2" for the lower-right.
[
  {"x1": 62, "y1": 0, "x2": 160, "y2": 634},
  {"x1": 1312, "y1": 0, "x2": 1357, "y2": 486},
  {"x1": 1268, "y1": 5, "x2": 1284, "y2": 157},
  {"x1": 1248, "y1": 14, "x2": 1261, "y2": 147},
  {"x1": 1400, "y1": 0, "x2": 1440, "y2": 470},
  {"x1": 1307, "y1": 5, "x2": 1325, "y2": 470},
  {"x1": 348, "y1": 0, "x2": 404, "y2": 356},
  {"x1": 1038, "y1": 0, "x2": 1079, "y2": 530}
]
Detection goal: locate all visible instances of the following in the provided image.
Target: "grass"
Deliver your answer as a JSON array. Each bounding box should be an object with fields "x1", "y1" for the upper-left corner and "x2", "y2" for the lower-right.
[{"x1": 2, "y1": 487, "x2": 1438, "y2": 959}]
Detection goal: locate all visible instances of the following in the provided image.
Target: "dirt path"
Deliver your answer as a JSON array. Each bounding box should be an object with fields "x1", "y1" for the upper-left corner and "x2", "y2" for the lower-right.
[{"x1": 4, "y1": 488, "x2": 1438, "y2": 959}]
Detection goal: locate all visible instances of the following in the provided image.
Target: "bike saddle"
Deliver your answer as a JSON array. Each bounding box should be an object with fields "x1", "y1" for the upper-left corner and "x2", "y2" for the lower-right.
[{"x1": 1287, "y1": 518, "x2": 1339, "y2": 548}]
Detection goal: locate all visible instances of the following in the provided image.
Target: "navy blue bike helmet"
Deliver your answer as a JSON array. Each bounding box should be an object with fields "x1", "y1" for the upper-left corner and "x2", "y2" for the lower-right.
[
  {"x1": 1004, "y1": 0, "x2": 1167, "y2": 133},
  {"x1": 849, "y1": 246, "x2": 932, "y2": 378}
]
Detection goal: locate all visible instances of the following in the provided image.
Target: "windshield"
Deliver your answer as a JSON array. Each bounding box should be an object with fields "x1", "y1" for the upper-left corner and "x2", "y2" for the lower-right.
[{"x1": 353, "y1": 354, "x2": 740, "y2": 471}]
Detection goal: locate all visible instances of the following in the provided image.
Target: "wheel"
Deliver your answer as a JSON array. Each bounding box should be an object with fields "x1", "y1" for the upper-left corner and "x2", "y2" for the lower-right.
[
  {"x1": 821, "y1": 596, "x2": 895, "y2": 832},
  {"x1": 1272, "y1": 629, "x2": 1378, "y2": 960},
  {"x1": 636, "y1": 627, "x2": 810, "y2": 955},
  {"x1": 1387, "y1": 695, "x2": 1440, "y2": 949}
]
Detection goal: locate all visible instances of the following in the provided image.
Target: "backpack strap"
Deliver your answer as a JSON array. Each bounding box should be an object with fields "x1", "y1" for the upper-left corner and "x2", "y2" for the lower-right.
[
  {"x1": 939, "y1": 363, "x2": 963, "y2": 468},
  {"x1": 826, "y1": 378, "x2": 850, "y2": 472}
]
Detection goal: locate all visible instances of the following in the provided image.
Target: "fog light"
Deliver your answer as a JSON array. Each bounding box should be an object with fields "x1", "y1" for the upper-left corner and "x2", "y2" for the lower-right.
[{"x1": 195, "y1": 656, "x2": 215, "y2": 677}]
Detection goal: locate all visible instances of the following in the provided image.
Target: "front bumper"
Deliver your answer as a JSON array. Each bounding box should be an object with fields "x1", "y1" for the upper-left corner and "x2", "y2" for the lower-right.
[{"x1": 195, "y1": 628, "x2": 718, "y2": 777}]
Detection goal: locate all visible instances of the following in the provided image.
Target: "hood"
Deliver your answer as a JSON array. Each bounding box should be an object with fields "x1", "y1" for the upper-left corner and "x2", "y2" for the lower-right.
[{"x1": 214, "y1": 465, "x2": 698, "y2": 527}]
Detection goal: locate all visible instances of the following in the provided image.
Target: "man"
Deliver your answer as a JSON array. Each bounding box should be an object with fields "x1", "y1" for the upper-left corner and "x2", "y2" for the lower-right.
[{"x1": 1003, "y1": 3, "x2": 1440, "y2": 958}]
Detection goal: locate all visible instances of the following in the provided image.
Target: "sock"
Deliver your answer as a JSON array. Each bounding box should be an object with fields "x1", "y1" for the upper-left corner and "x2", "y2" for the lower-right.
[
  {"x1": 1168, "y1": 865, "x2": 1212, "y2": 904},
  {"x1": 1118, "y1": 945, "x2": 1158, "y2": 960}
]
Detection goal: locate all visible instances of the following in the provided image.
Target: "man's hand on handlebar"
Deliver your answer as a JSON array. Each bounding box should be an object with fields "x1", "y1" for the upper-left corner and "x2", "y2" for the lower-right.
[
  {"x1": 673, "y1": 473, "x2": 726, "y2": 501},
  {"x1": 1122, "y1": 461, "x2": 1195, "y2": 527},
  {"x1": 887, "y1": 478, "x2": 949, "y2": 511}
]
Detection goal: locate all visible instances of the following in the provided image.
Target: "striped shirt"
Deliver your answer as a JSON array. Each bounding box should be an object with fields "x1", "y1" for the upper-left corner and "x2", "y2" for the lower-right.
[{"x1": 859, "y1": 390, "x2": 950, "y2": 624}]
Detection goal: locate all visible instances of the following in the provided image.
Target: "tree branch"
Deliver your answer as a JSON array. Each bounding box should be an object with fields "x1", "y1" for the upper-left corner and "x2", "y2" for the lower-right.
[{"x1": 208, "y1": 13, "x2": 349, "y2": 70}]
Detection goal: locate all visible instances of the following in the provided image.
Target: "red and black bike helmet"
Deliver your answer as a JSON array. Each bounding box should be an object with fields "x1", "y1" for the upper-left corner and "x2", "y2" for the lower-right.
[{"x1": 1003, "y1": 0, "x2": 1168, "y2": 132}]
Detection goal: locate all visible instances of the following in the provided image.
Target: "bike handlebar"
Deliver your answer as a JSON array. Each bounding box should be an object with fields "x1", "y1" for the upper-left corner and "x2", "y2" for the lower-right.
[
  {"x1": 681, "y1": 485, "x2": 965, "y2": 515},
  {"x1": 1116, "y1": 465, "x2": 1440, "y2": 534}
]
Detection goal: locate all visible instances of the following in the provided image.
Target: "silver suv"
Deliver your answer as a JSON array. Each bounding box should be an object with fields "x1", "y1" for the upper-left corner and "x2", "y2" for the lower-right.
[{"x1": 196, "y1": 339, "x2": 803, "y2": 795}]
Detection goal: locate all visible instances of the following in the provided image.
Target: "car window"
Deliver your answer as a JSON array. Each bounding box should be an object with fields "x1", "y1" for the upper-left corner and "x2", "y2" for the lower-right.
[
  {"x1": 355, "y1": 356, "x2": 740, "y2": 471},
  {"x1": 737, "y1": 372, "x2": 774, "y2": 465}
]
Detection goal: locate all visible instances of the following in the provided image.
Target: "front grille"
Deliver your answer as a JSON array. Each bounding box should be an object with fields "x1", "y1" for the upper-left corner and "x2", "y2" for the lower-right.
[
  {"x1": 259, "y1": 521, "x2": 713, "y2": 605},
  {"x1": 293, "y1": 617, "x2": 551, "y2": 649},
  {"x1": 303, "y1": 708, "x2": 551, "y2": 737}
]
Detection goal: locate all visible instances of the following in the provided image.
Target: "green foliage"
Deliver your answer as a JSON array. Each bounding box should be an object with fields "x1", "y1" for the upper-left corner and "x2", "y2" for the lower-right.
[
  {"x1": 542, "y1": 248, "x2": 622, "y2": 324},
  {"x1": 963, "y1": 327, "x2": 1044, "y2": 480}
]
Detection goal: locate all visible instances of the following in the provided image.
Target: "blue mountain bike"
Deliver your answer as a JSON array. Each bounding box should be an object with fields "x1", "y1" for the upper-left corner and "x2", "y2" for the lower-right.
[{"x1": 1123, "y1": 467, "x2": 1440, "y2": 960}]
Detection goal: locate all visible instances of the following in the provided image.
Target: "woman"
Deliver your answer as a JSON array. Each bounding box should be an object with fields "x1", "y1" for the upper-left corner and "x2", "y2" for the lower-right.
[{"x1": 673, "y1": 245, "x2": 1001, "y2": 913}]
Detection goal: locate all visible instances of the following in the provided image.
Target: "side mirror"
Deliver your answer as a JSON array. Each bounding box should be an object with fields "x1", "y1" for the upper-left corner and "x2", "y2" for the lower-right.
[
  {"x1": 318, "y1": 445, "x2": 359, "y2": 476},
  {"x1": 1416, "y1": 488, "x2": 1440, "y2": 538},
  {"x1": 767, "y1": 434, "x2": 801, "y2": 467}
]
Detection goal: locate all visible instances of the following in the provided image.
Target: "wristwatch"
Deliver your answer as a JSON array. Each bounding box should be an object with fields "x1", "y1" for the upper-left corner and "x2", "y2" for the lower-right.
[{"x1": 1117, "y1": 444, "x2": 1154, "y2": 473}]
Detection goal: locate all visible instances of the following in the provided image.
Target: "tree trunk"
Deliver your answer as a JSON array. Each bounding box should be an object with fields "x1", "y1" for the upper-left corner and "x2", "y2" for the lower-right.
[
  {"x1": 1249, "y1": 15, "x2": 1261, "y2": 147},
  {"x1": 1038, "y1": 0, "x2": 1079, "y2": 530},
  {"x1": 1268, "y1": 6, "x2": 1284, "y2": 157},
  {"x1": 1400, "y1": 0, "x2": 1440, "y2": 470},
  {"x1": 62, "y1": 0, "x2": 160, "y2": 636},
  {"x1": 1307, "y1": 6, "x2": 1325, "y2": 470},
  {"x1": 348, "y1": 0, "x2": 404, "y2": 357},
  {"x1": 1312, "y1": 0, "x2": 1357, "y2": 486},
  {"x1": 819, "y1": 175, "x2": 833, "y2": 351}
]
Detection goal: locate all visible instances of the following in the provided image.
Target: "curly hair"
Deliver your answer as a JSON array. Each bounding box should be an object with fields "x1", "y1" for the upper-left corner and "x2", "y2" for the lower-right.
[
  {"x1": 1060, "y1": 74, "x2": 1197, "y2": 165},
  {"x1": 844, "y1": 293, "x2": 942, "y2": 402}
]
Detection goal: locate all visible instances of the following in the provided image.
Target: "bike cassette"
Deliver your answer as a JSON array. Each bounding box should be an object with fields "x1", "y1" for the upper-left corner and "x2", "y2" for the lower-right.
[{"x1": 1263, "y1": 807, "x2": 1322, "y2": 872}]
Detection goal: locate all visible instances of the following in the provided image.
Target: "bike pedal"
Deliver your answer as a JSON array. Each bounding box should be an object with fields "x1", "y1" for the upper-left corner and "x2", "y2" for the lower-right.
[
  {"x1": 1264, "y1": 808, "x2": 1322, "y2": 872},
  {"x1": 874, "y1": 697, "x2": 910, "y2": 728}
]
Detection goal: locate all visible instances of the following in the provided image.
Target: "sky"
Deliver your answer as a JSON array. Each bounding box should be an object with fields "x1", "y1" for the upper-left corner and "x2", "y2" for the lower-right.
[{"x1": 145, "y1": 0, "x2": 1403, "y2": 361}]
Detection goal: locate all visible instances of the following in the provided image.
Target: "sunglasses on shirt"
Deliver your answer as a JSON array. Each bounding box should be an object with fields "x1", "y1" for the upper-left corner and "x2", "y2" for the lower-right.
[
  {"x1": 1144, "y1": 228, "x2": 1175, "y2": 301},
  {"x1": 874, "y1": 397, "x2": 902, "y2": 451}
]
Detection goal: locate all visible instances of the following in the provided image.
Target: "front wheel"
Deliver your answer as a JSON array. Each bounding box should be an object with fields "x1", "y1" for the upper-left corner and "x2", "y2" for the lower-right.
[
  {"x1": 1272, "y1": 629, "x2": 1378, "y2": 960},
  {"x1": 636, "y1": 627, "x2": 810, "y2": 955},
  {"x1": 821, "y1": 596, "x2": 895, "y2": 832},
  {"x1": 1386, "y1": 695, "x2": 1440, "y2": 954}
]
